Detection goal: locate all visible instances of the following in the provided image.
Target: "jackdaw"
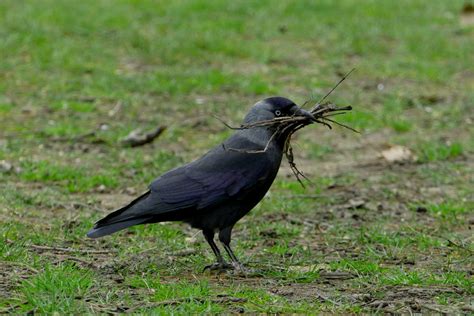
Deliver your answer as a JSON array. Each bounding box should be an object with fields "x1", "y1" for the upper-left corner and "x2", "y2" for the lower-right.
[{"x1": 87, "y1": 97, "x2": 315, "y2": 271}]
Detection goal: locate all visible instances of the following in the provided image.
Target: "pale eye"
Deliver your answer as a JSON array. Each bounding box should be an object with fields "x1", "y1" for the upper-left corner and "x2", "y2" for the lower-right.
[{"x1": 275, "y1": 110, "x2": 282, "y2": 116}]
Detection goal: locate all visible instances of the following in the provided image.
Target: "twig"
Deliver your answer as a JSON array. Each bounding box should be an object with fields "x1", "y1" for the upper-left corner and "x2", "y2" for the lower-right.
[
  {"x1": 286, "y1": 141, "x2": 312, "y2": 188},
  {"x1": 0, "y1": 260, "x2": 39, "y2": 274},
  {"x1": 319, "y1": 271, "x2": 354, "y2": 280},
  {"x1": 310, "y1": 68, "x2": 355, "y2": 112},
  {"x1": 322, "y1": 117, "x2": 360, "y2": 133},
  {"x1": 213, "y1": 69, "x2": 357, "y2": 187},
  {"x1": 314, "y1": 119, "x2": 333, "y2": 130},
  {"x1": 223, "y1": 125, "x2": 283, "y2": 154},
  {"x1": 55, "y1": 255, "x2": 95, "y2": 266},
  {"x1": 315, "y1": 292, "x2": 343, "y2": 306},
  {"x1": 444, "y1": 238, "x2": 474, "y2": 254},
  {"x1": 121, "y1": 126, "x2": 167, "y2": 147},
  {"x1": 212, "y1": 114, "x2": 244, "y2": 130},
  {"x1": 417, "y1": 302, "x2": 447, "y2": 314},
  {"x1": 283, "y1": 123, "x2": 314, "y2": 187},
  {"x1": 126, "y1": 296, "x2": 247, "y2": 313},
  {"x1": 29, "y1": 244, "x2": 112, "y2": 254},
  {"x1": 50, "y1": 131, "x2": 105, "y2": 143}
]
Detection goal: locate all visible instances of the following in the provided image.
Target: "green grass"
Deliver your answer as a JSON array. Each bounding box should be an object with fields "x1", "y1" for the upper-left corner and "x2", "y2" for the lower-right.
[
  {"x1": 1, "y1": 0, "x2": 473, "y2": 313},
  {"x1": 19, "y1": 160, "x2": 120, "y2": 192},
  {"x1": 418, "y1": 141, "x2": 464, "y2": 162},
  {"x1": 18, "y1": 264, "x2": 93, "y2": 314}
]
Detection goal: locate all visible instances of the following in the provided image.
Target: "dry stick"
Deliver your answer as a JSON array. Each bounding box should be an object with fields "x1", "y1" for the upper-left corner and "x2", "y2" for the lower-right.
[
  {"x1": 283, "y1": 123, "x2": 312, "y2": 187},
  {"x1": 121, "y1": 126, "x2": 167, "y2": 147},
  {"x1": 215, "y1": 104, "x2": 352, "y2": 132},
  {"x1": 51, "y1": 131, "x2": 100, "y2": 143},
  {"x1": 444, "y1": 238, "x2": 474, "y2": 254},
  {"x1": 126, "y1": 296, "x2": 247, "y2": 313},
  {"x1": 0, "y1": 260, "x2": 39, "y2": 274},
  {"x1": 312, "y1": 105, "x2": 353, "y2": 117},
  {"x1": 212, "y1": 114, "x2": 245, "y2": 130},
  {"x1": 56, "y1": 255, "x2": 95, "y2": 266},
  {"x1": 320, "y1": 111, "x2": 349, "y2": 118},
  {"x1": 322, "y1": 117, "x2": 360, "y2": 133},
  {"x1": 314, "y1": 119, "x2": 333, "y2": 130},
  {"x1": 417, "y1": 301, "x2": 447, "y2": 314},
  {"x1": 286, "y1": 143, "x2": 308, "y2": 188},
  {"x1": 223, "y1": 125, "x2": 284, "y2": 154},
  {"x1": 315, "y1": 292, "x2": 343, "y2": 307},
  {"x1": 222, "y1": 117, "x2": 312, "y2": 187},
  {"x1": 214, "y1": 71, "x2": 357, "y2": 186},
  {"x1": 215, "y1": 114, "x2": 313, "y2": 131},
  {"x1": 29, "y1": 244, "x2": 112, "y2": 254},
  {"x1": 309, "y1": 68, "x2": 356, "y2": 112}
]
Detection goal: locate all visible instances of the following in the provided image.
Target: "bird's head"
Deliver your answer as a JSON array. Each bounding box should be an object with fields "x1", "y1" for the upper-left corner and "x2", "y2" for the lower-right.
[
  {"x1": 242, "y1": 97, "x2": 315, "y2": 146},
  {"x1": 244, "y1": 97, "x2": 315, "y2": 124}
]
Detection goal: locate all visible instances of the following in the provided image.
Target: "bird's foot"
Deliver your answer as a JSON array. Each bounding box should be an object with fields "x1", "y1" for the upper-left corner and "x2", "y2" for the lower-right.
[
  {"x1": 203, "y1": 262, "x2": 233, "y2": 273},
  {"x1": 231, "y1": 262, "x2": 246, "y2": 273},
  {"x1": 230, "y1": 263, "x2": 260, "y2": 276}
]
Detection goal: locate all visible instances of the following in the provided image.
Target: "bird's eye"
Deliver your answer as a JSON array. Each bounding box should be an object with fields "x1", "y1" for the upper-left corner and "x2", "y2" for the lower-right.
[{"x1": 275, "y1": 110, "x2": 282, "y2": 116}]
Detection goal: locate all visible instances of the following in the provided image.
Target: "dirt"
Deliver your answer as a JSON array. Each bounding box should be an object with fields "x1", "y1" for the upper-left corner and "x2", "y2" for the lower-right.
[{"x1": 2, "y1": 114, "x2": 472, "y2": 313}]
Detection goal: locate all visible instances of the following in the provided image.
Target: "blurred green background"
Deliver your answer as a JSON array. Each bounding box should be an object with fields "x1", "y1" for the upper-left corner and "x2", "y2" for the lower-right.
[{"x1": 1, "y1": 0, "x2": 473, "y2": 313}]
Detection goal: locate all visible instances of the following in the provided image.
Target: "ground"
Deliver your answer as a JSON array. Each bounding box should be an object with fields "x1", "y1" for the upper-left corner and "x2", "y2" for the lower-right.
[{"x1": 1, "y1": 0, "x2": 473, "y2": 314}]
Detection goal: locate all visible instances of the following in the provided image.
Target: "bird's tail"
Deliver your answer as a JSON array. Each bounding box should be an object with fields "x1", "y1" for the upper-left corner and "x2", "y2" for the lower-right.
[{"x1": 87, "y1": 191, "x2": 153, "y2": 238}]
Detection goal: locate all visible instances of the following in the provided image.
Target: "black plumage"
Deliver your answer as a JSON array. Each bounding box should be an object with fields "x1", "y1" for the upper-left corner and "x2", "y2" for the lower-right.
[{"x1": 87, "y1": 97, "x2": 315, "y2": 271}]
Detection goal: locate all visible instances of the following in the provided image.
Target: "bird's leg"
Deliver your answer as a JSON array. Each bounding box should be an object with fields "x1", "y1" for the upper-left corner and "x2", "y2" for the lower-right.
[
  {"x1": 202, "y1": 230, "x2": 232, "y2": 272},
  {"x1": 218, "y1": 227, "x2": 246, "y2": 272},
  {"x1": 223, "y1": 244, "x2": 243, "y2": 269}
]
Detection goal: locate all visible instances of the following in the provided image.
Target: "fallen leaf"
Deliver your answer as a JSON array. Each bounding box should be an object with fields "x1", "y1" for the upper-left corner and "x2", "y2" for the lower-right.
[{"x1": 380, "y1": 145, "x2": 414, "y2": 163}]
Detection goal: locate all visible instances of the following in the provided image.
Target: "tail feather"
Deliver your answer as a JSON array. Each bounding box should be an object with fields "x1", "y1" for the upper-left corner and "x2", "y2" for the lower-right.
[
  {"x1": 87, "y1": 217, "x2": 150, "y2": 238},
  {"x1": 87, "y1": 190, "x2": 152, "y2": 238}
]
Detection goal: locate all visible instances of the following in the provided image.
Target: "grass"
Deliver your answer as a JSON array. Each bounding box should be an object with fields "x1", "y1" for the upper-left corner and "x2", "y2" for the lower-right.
[
  {"x1": 418, "y1": 141, "x2": 464, "y2": 162},
  {"x1": 1, "y1": 0, "x2": 473, "y2": 313},
  {"x1": 19, "y1": 264, "x2": 93, "y2": 314}
]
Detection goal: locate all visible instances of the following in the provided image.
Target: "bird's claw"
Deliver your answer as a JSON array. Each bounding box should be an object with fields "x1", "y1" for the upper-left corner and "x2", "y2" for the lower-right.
[
  {"x1": 203, "y1": 262, "x2": 233, "y2": 273},
  {"x1": 231, "y1": 263, "x2": 262, "y2": 276},
  {"x1": 231, "y1": 262, "x2": 247, "y2": 273}
]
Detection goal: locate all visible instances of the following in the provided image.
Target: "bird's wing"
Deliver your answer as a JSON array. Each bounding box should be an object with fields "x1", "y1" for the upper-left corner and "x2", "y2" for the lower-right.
[
  {"x1": 88, "y1": 137, "x2": 278, "y2": 238},
  {"x1": 95, "y1": 149, "x2": 271, "y2": 226},
  {"x1": 150, "y1": 152, "x2": 270, "y2": 212}
]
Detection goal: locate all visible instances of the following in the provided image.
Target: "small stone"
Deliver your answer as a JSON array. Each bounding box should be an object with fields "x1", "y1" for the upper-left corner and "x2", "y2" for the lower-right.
[
  {"x1": 100, "y1": 123, "x2": 109, "y2": 131},
  {"x1": 97, "y1": 184, "x2": 107, "y2": 193},
  {"x1": 195, "y1": 97, "x2": 205, "y2": 105},
  {"x1": 0, "y1": 160, "x2": 13, "y2": 173},
  {"x1": 125, "y1": 187, "x2": 136, "y2": 195},
  {"x1": 349, "y1": 199, "x2": 365, "y2": 208}
]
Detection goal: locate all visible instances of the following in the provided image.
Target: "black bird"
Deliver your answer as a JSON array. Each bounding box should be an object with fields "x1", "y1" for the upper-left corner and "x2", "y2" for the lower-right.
[{"x1": 87, "y1": 97, "x2": 315, "y2": 271}]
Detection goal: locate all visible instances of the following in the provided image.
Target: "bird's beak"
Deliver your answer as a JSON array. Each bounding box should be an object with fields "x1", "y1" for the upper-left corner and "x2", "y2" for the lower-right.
[{"x1": 293, "y1": 107, "x2": 316, "y2": 122}]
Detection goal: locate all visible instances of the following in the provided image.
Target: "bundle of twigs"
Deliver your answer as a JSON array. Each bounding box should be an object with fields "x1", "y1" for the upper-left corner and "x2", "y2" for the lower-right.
[
  {"x1": 218, "y1": 69, "x2": 358, "y2": 187},
  {"x1": 283, "y1": 101, "x2": 356, "y2": 187}
]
